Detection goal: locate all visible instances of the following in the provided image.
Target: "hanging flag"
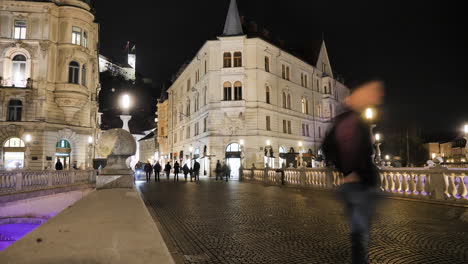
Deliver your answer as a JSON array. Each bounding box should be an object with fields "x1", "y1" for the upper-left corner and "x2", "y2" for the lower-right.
[{"x1": 123, "y1": 41, "x2": 130, "y2": 52}]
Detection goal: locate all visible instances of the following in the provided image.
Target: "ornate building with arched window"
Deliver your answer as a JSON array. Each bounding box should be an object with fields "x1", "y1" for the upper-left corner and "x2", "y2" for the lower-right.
[
  {"x1": 160, "y1": 0, "x2": 349, "y2": 176},
  {"x1": 0, "y1": 0, "x2": 99, "y2": 170}
]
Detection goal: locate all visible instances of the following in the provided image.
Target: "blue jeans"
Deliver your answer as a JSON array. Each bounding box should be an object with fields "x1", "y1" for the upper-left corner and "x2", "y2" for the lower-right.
[{"x1": 338, "y1": 183, "x2": 380, "y2": 264}]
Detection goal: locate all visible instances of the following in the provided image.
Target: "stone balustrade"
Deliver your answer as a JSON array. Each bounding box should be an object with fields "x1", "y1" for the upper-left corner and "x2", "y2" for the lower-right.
[
  {"x1": 240, "y1": 167, "x2": 468, "y2": 204},
  {"x1": 0, "y1": 170, "x2": 96, "y2": 195}
]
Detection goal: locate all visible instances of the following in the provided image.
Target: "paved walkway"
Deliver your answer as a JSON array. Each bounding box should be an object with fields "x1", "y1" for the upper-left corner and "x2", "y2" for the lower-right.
[{"x1": 137, "y1": 178, "x2": 468, "y2": 264}]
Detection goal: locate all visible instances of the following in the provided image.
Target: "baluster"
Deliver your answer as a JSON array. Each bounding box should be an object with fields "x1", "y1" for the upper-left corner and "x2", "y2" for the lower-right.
[
  {"x1": 389, "y1": 172, "x2": 396, "y2": 192},
  {"x1": 458, "y1": 175, "x2": 467, "y2": 199},
  {"x1": 416, "y1": 174, "x2": 424, "y2": 196},
  {"x1": 449, "y1": 174, "x2": 458, "y2": 198},
  {"x1": 408, "y1": 173, "x2": 416, "y2": 194},
  {"x1": 395, "y1": 172, "x2": 402, "y2": 193}
]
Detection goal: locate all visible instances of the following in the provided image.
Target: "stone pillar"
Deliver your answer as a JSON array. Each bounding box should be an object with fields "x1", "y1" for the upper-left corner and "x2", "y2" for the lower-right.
[
  {"x1": 428, "y1": 167, "x2": 447, "y2": 201},
  {"x1": 96, "y1": 129, "x2": 136, "y2": 189}
]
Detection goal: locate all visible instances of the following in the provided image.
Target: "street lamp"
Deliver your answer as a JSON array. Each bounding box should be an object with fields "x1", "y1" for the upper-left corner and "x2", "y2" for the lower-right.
[
  {"x1": 385, "y1": 155, "x2": 390, "y2": 161},
  {"x1": 24, "y1": 134, "x2": 32, "y2": 143},
  {"x1": 365, "y1": 107, "x2": 374, "y2": 121},
  {"x1": 120, "y1": 94, "x2": 132, "y2": 132},
  {"x1": 374, "y1": 133, "x2": 382, "y2": 164}
]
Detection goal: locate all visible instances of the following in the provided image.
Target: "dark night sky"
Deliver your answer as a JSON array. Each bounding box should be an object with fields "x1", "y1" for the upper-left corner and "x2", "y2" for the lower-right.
[{"x1": 93, "y1": 0, "x2": 467, "y2": 138}]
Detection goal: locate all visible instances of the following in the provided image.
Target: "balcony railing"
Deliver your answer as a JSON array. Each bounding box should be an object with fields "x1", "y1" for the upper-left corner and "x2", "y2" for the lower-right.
[
  {"x1": 0, "y1": 170, "x2": 96, "y2": 195},
  {"x1": 241, "y1": 167, "x2": 468, "y2": 204}
]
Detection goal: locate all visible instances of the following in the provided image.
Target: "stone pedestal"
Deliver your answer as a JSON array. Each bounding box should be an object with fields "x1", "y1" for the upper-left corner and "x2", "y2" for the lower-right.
[{"x1": 96, "y1": 128, "x2": 136, "y2": 190}]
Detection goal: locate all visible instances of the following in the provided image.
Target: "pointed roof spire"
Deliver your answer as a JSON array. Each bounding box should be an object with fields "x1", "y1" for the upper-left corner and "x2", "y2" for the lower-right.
[{"x1": 222, "y1": 0, "x2": 244, "y2": 36}]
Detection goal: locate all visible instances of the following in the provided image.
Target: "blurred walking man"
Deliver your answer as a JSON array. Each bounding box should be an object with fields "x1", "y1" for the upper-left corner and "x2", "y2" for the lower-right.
[{"x1": 322, "y1": 79, "x2": 384, "y2": 264}]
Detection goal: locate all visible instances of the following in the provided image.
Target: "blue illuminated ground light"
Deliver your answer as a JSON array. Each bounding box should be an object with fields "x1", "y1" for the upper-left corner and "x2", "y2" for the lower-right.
[{"x1": 0, "y1": 222, "x2": 41, "y2": 251}]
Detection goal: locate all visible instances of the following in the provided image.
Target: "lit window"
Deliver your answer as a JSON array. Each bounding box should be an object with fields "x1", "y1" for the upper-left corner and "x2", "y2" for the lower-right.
[
  {"x1": 223, "y1": 82, "x2": 232, "y2": 101},
  {"x1": 265, "y1": 57, "x2": 270, "y2": 72},
  {"x1": 233, "y1": 52, "x2": 242, "y2": 67},
  {"x1": 83, "y1": 31, "x2": 88, "y2": 48},
  {"x1": 14, "y1": 20, "x2": 27, "y2": 40},
  {"x1": 234, "y1": 81, "x2": 242, "y2": 100},
  {"x1": 7, "y1": 100, "x2": 22, "y2": 121},
  {"x1": 223, "y1": 52, "x2": 232, "y2": 68},
  {"x1": 11, "y1": 55, "x2": 27, "y2": 87},
  {"x1": 301, "y1": 98, "x2": 306, "y2": 113},
  {"x1": 72, "y1": 26, "x2": 82, "y2": 45},
  {"x1": 68, "y1": 61, "x2": 80, "y2": 84}
]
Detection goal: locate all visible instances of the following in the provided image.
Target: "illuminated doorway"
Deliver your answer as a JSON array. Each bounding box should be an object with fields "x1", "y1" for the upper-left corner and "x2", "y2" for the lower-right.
[
  {"x1": 225, "y1": 143, "x2": 241, "y2": 179},
  {"x1": 55, "y1": 139, "x2": 71, "y2": 170}
]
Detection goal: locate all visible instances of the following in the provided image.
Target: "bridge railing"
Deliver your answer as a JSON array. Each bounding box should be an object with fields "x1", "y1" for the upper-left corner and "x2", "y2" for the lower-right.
[
  {"x1": 0, "y1": 170, "x2": 96, "y2": 195},
  {"x1": 240, "y1": 167, "x2": 468, "y2": 204}
]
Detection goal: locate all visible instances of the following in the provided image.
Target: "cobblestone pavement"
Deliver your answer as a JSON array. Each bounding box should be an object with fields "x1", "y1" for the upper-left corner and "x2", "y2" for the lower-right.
[{"x1": 137, "y1": 178, "x2": 468, "y2": 264}]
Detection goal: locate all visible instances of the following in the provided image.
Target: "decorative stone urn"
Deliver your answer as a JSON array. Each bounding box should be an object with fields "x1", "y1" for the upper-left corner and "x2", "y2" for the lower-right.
[{"x1": 96, "y1": 128, "x2": 136, "y2": 189}]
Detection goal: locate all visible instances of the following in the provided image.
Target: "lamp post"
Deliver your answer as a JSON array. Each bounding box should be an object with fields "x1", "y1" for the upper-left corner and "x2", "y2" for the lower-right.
[
  {"x1": 464, "y1": 124, "x2": 468, "y2": 159},
  {"x1": 365, "y1": 107, "x2": 377, "y2": 162},
  {"x1": 120, "y1": 94, "x2": 132, "y2": 132},
  {"x1": 374, "y1": 133, "x2": 382, "y2": 164}
]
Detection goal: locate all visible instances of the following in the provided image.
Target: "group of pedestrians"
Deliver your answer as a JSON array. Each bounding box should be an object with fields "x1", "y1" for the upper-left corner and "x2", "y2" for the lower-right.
[
  {"x1": 135, "y1": 160, "x2": 201, "y2": 182},
  {"x1": 214, "y1": 160, "x2": 231, "y2": 182}
]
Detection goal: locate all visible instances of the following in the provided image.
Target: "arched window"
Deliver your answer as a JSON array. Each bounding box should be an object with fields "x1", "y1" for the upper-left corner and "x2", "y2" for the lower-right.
[
  {"x1": 234, "y1": 81, "x2": 242, "y2": 100},
  {"x1": 226, "y1": 143, "x2": 241, "y2": 152},
  {"x1": 282, "y1": 92, "x2": 287, "y2": 108},
  {"x1": 12, "y1": 55, "x2": 27, "y2": 87},
  {"x1": 233, "y1": 52, "x2": 242, "y2": 67},
  {"x1": 301, "y1": 98, "x2": 306, "y2": 113},
  {"x1": 7, "y1": 100, "x2": 22, "y2": 121},
  {"x1": 287, "y1": 94, "x2": 291, "y2": 109},
  {"x1": 81, "y1": 65, "x2": 87, "y2": 87},
  {"x1": 223, "y1": 52, "x2": 232, "y2": 68},
  {"x1": 223, "y1": 82, "x2": 232, "y2": 101},
  {"x1": 68, "y1": 61, "x2": 80, "y2": 84},
  {"x1": 265, "y1": 56, "x2": 270, "y2": 72},
  {"x1": 265, "y1": 86, "x2": 270, "y2": 104},
  {"x1": 4, "y1": 137, "x2": 25, "y2": 147}
]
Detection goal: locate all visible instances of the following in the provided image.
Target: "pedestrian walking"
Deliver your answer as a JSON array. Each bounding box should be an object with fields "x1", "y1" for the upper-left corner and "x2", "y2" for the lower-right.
[
  {"x1": 144, "y1": 162, "x2": 152, "y2": 182},
  {"x1": 183, "y1": 163, "x2": 190, "y2": 181},
  {"x1": 322, "y1": 79, "x2": 384, "y2": 264},
  {"x1": 189, "y1": 167, "x2": 194, "y2": 182},
  {"x1": 164, "y1": 162, "x2": 171, "y2": 181},
  {"x1": 193, "y1": 160, "x2": 200, "y2": 181},
  {"x1": 223, "y1": 162, "x2": 230, "y2": 182},
  {"x1": 215, "y1": 160, "x2": 222, "y2": 180},
  {"x1": 55, "y1": 159, "x2": 63, "y2": 171},
  {"x1": 173, "y1": 161, "x2": 180, "y2": 182},
  {"x1": 153, "y1": 161, "x2": 162, "y2": 182}
]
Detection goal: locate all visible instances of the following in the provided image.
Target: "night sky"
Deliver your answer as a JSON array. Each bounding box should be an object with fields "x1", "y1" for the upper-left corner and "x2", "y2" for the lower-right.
[{"x1": 93, "y1": 0, "x2": 467, "y2": 139}]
